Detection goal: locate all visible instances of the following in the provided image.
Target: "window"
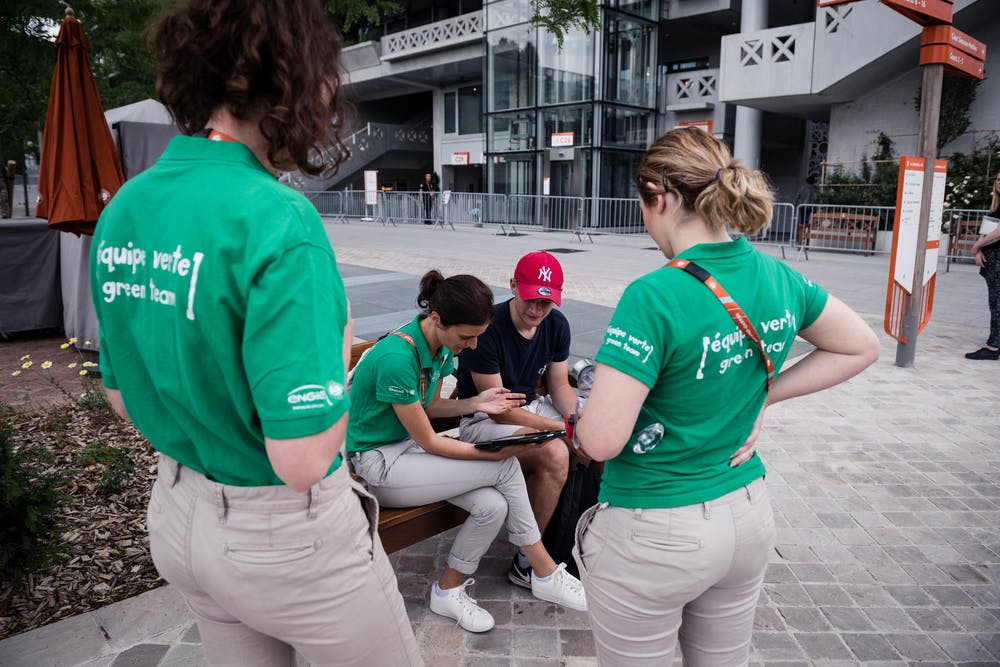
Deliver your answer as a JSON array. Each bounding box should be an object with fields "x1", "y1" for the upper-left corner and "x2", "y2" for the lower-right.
[
  {"x1": 444, "y1": 92, "x2": 457, "y2": 133},
  {"x1": 539, "y1": 28, "x2": 594, "y2": 105},
  {"x1": 603, "y1": 14, "x2": 656, "y2": 108},
  {"x1": 489, "y1": 111, "x2": 536, "y2": 152},
  {"x1": 602, "y1": 106, "x2": 653, "y2": 148},
  {"x1": 458, "y1": 86, "x2": 482, "y2": 134},
  {"x1": 487, "y1": 24, "x2": 536, "y2": 111}
]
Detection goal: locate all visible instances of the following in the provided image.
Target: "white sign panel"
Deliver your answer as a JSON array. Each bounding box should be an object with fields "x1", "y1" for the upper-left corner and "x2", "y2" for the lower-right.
[
  {"x1": 893, "y1": 158, "x2": 925, "y2": 292},
  {"x1": 924, "y1": 163, "x2": 947, "y2": 286},
  {"x1": 364, "y1": 170, "x2": 378, "y2": 206}
]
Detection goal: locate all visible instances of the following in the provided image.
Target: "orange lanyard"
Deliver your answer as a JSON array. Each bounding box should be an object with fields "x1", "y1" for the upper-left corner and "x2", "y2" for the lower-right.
[
  {"x1": 668, "y1": 259, "x2": 775, "y2": 391},
  {"x1": 207, "y1": 129, "x2": 239, "y2": 142},
  {"x1": 389, "y1": 331, "x2": 427, "y2": 404}
]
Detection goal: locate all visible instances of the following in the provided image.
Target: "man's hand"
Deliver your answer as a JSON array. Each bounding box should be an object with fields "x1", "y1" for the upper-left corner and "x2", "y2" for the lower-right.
[
  {"x1": 473, "y1": 387, "x2": 526, "y2": 415},
  {"x1": 975, "y1": 250, "x2": 986, "y2": 267},
  {"x1": 731, "y1": 403, "x2": 766, "y2": 467}
]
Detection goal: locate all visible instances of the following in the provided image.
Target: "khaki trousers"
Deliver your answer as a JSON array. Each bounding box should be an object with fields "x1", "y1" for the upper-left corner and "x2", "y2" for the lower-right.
[
  {"x1": 574, "y1": 477, "x2": 775, "y2": 666},
  {"x1": 148, "y1": 455, "x2": 421, "y2": 666}
]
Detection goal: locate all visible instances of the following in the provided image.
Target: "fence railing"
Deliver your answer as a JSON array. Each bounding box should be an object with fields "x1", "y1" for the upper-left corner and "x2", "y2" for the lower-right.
[
  {"x1": 305, "y1": 192, "x2": 977, "y2": 261},
  {"x1": 942, "y1": 208, "x2": 990, "y2": 271}
]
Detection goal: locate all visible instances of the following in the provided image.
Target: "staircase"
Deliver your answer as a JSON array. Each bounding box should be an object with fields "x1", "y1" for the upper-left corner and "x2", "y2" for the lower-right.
[{"x1": 285, "y1": 122, "x2": 432, "y2": 191}]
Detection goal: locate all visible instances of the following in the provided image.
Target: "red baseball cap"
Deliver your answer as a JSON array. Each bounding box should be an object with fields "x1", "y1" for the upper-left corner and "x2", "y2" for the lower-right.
[{"x1": 514, "y1": 251, "x2": 563, "y2": 305}]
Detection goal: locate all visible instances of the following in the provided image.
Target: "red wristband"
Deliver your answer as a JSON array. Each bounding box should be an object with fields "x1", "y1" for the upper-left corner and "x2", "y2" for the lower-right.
[{"x1": 564, "y1": 414, "x2": 576, "y2": 443}]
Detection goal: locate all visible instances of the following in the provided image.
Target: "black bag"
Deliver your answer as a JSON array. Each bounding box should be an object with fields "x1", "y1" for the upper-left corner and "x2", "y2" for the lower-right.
[{"x1": 542, "y1": 459, "x2": 602, "y2": 578}]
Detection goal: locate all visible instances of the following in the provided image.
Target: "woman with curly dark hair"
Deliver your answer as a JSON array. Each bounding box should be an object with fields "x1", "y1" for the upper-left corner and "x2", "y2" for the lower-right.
[{"x1": 89, "y1": 1, "x2": 421, "y2": 664}]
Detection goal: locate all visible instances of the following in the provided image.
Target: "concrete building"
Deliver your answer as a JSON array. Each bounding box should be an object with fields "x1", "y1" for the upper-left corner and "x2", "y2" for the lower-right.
[{"x1": 293, "y1": 0, "x2": 997, "y2": 204}]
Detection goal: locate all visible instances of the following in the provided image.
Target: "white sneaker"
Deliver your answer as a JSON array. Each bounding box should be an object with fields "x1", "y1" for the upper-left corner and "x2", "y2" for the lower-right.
[
  {"x1": 429, "y1": 579, "x2": 495, "y2": 633},
  {"x1": 531, "y1": 563, "x2": 588, "y2": 611}
]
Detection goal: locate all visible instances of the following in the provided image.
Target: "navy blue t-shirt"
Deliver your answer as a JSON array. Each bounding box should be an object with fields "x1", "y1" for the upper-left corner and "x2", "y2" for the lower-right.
[{"x1": 456, "y1": 299, "x2": 570, "y2": 403}]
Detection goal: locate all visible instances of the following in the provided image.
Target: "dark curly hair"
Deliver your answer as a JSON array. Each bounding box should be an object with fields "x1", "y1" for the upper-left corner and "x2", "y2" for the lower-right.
[{"x1": 146, "y1": 0, "x2": 350, "y2": 176}]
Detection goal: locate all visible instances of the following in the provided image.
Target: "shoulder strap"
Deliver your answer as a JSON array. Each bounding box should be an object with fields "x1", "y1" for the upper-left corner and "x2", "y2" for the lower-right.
[
  {"x1": 388, "y1": 331, "x2": 427, "y2": 404},
  {"x1": 668, "y1": 259, "x2": 775, "y2": 391}
]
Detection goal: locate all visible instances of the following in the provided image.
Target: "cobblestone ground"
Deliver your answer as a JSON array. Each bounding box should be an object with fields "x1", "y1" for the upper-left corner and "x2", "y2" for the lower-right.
[{"x1": 1, "y1": 223, "x2": 997, "y2": 666}]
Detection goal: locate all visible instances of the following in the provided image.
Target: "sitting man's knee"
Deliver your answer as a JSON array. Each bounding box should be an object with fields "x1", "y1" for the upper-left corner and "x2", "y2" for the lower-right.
[{"x1": 542, "y1": 439, "x2": 570, "y2": 479}]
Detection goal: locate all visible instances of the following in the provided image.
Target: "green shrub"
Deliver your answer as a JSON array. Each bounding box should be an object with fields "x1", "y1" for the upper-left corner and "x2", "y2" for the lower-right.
[
  {"x1": 817, "y1": 133, "x2": 900, "y2": 207},
  {"x1": 79, "y1": 441, "x2": 136, "y2": 496},
  {"x1": 0, "y1": 417, "x2": 67, "y2": 583}
]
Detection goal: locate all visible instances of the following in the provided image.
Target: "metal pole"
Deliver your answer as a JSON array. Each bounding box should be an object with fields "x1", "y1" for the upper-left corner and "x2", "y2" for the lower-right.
[
  {"x1": 895, "y1": 63, "x2": 943, "y2": 367},
  {"x1": 22, "y1": 170, "x2": 29, "y2": 217}
]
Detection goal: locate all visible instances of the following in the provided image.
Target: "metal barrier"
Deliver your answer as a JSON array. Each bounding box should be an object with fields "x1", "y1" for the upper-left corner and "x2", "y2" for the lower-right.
[
  {"x1": 583, "y1": 198, "x2": 644, "y2": 236},
  {"x1": 303, "y1": 191, "x2": 344, "y2": 222},
  {"x1": 441, "y1": 192, "x2": 508, "y2": 230},
  {"x1": 298, "y1": 192, "x2": 919, "y2": 260},
  {"x1": 942, "y1": 208, "x2": 989, "y2": 272},
  {"x1": 793, "y1": 204, "x2": 895, "y2": 256},
  {"x1": 743, "y1": 202, "x2": 796, "y2": 252}
]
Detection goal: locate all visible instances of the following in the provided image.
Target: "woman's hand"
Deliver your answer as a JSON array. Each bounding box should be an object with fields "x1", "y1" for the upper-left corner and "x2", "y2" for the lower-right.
[
  {"x1": 975, "y1": 250, "x2": 986, "y2": 267},
  {"x1": 472, "y1": 387, "x2": 526, "y2": 415},
  {"x1": 731, "y1": 403, "x2": 765, "y2": 467}
]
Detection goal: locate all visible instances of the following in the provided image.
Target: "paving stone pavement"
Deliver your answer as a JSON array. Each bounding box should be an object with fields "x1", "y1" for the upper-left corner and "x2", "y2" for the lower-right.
[{"x1": 1, "y1": 222, "x2": 998, "y2": 666}]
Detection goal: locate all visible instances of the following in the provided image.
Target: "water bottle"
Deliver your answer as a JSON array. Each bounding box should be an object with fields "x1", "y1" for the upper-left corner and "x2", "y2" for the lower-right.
[{"x1": 628, "y1": 406, "x2": 665, "y2": 455}]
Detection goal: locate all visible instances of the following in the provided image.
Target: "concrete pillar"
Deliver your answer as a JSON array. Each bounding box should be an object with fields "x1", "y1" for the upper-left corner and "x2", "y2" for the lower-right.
[{"x1": 733, "y1": 0, "x2": 768, "y2": 170}]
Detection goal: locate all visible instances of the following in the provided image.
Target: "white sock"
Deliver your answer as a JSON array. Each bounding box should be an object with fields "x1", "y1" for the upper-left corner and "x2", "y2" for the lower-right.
[
  {"x1": 516, "y1": 550, "x2": 530, "y2": 569},
  {"x1": 433, "y1": 581, "x2": 451, "y2": 597},
  {"x1": 533, "y1": 570, "x2": 553, "y2": 583}
]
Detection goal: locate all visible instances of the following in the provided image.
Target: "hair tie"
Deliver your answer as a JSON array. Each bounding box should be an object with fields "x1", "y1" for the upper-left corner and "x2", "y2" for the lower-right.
[{"x1": 714, "y1": 167, "x2": 724, "y2": 182}]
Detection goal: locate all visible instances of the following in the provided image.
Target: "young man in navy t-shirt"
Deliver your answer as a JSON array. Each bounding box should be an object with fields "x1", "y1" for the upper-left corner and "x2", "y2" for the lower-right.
[{"x1": 457, "y1": 251, "x2": 581, "y2": 588}]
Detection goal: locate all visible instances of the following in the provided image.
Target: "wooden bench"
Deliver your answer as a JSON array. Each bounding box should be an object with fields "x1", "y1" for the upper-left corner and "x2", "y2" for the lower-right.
[
  {"x1": 799, "y1": 211, "x2": 878, "y2": 256},
  {"x1": 348, "y1": 339, "x2": 468, "y2": 554},
  {"x1": 945, "y1": 218, "x2": 981, "y2": 272}
]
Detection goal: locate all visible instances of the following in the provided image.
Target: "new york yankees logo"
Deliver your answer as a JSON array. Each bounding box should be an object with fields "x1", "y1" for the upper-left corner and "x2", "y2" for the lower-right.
[{"x1": 538, "y1": 266, "x2": 552, "y2": 282}]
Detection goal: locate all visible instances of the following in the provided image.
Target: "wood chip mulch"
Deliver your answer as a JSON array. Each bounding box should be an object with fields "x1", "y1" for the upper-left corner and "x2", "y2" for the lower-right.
[{"x1": 0, "y1": 402, "x2": 162, "y2": 640}]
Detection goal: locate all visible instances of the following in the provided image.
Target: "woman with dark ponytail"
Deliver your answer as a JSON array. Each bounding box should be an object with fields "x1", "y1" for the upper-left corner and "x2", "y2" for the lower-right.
[
  {"x1": 348, "y1": 271, "x2": 587, "y2": 633},
  {"x1": 571, "y1": 127, "x2": 879, "y2": 664}
]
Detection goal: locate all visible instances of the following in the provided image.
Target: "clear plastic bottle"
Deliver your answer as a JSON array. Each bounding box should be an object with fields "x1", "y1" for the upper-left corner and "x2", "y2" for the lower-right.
[{"x1": 628, "y1": 406, "x2": 665, "y2": 455}]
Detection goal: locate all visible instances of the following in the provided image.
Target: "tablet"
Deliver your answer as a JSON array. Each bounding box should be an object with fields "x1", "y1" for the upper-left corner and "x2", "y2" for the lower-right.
[{"x1": 474, "y1": 429, "x2": 567, "y2": 451}]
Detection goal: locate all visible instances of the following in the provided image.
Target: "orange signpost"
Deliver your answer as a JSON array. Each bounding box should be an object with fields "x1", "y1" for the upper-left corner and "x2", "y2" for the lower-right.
[
  {"x1": 880, "y1": 0, "x2": 953, "y2": 26},
  {"x1": 919, "y1": 26, "x2": 986, "y2": 79},
  {"x1": 921, "y1": 25, "x2": 986, "y2": 59},
  {"x1": 885, "y1": 157, "x2": 947, "y2": 342}
]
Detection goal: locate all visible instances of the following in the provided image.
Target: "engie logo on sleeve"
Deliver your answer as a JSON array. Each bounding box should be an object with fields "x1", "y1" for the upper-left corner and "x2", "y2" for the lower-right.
[{"x1": 287, "y1": 382, "x2": 345, "y2": 411}]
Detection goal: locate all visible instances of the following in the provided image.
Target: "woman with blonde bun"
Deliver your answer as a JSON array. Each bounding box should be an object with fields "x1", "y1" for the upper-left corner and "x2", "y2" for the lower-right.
[{"x1": 571, "y1": 127, "x2": 879, "y2": 665}]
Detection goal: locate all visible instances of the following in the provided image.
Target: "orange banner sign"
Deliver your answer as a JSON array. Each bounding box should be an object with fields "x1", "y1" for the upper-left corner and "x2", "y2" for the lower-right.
[
  {"x1": 880, "y1": 0, "x2": 953, "y2": 26},
  {"x1": 921, "y1": 25, "x2": 986, "y2": 60},
  {"x1": 920, "y1": 44, "x2": 985, "y2": 79}
]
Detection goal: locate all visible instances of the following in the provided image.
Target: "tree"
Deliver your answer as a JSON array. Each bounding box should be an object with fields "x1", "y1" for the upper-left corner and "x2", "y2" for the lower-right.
[
  {"x1": 0, "y1": 2, "x2": 60, "y2": 170},
  {"x1": 914, "y1": 76, "x2": 982, "y2": 151},
  {"x1": 531, "y1": 0, "x2": 600, "y2": 49}
]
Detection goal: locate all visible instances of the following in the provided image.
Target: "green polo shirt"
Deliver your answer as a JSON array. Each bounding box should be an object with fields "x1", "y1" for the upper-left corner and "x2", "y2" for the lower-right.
[
  {"x1": 91, "y1": 135, "x2": 350, "y2": 486},
  {"x1": 347, "y1": 316, "x2": 454, "y2": 453},
  {"x1": 595, "y1": 238, "x2": 828, "y2": 508}
]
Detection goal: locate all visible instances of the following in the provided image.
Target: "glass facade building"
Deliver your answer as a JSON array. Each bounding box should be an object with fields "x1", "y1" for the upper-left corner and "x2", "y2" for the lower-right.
[{"x1": 484, "y1": 0, "x2": 658, "y2": 201}]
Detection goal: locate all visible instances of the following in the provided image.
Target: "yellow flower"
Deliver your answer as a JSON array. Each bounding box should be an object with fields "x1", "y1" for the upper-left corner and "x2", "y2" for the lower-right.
[
  {"x1": 19, "y1": 354, "x2": 30, "y2": 361},
  {"x1": 68, "y1": 337, "x2": 78, "y2": 344},
  {"x1": 60, "y1": 343, "x2": 70, "y2": 349},
  {"x1": 41, "y1": 361, "x2": 53, "y2": 369},
  {"x1": 21, "y1": 361, "x2": 33, "y2": 369},
  {"x1": 68, "y1": 362, "x2": 78, "y2": 369},
  {"x1": 11, "y1": 370, "x2": 21, "y2": 377},
  {"x1": 79, "y1": 370, "x2": 88, "y2": 376},
  {"x1": 83, "y1": 361, "x2": 97, "y2": 368},
  {"x1": 84, "y1": 340, "x2": 92, "y2": 346}
]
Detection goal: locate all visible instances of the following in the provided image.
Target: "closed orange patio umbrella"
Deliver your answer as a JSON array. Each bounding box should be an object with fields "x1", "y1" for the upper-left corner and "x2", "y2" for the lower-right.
[{"x1": 36, "y1": 7, "x2": 124, "y2": 236}]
